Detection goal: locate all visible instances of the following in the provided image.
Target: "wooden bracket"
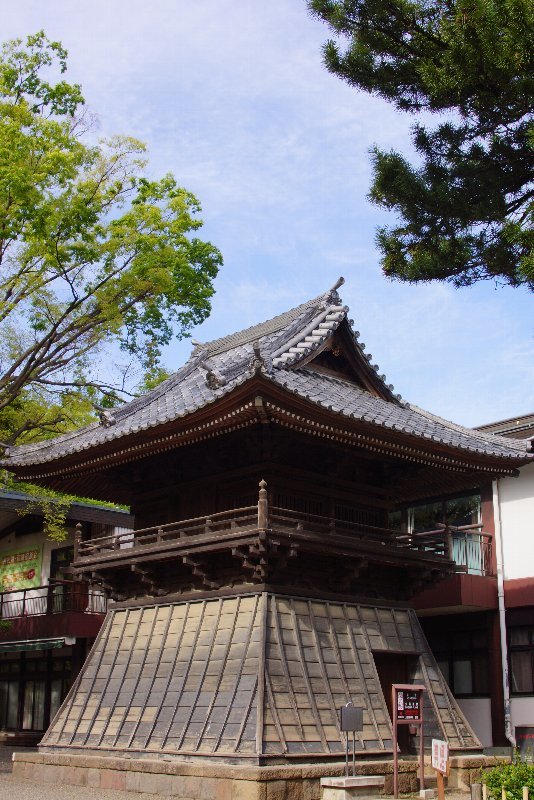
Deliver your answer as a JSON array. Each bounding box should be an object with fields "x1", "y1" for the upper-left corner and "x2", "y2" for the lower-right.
[{"x1": 182, "y1": 555, "x2": 221, "y2": 590}]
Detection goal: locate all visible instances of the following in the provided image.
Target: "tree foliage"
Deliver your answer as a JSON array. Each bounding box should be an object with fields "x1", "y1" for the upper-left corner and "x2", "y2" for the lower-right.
[
  {"x1": 0, "y1": 32, "x2": 222, "y2": 445},
  {"x1": 308, "y1": 0, "x2": 534, "y2": 289}
]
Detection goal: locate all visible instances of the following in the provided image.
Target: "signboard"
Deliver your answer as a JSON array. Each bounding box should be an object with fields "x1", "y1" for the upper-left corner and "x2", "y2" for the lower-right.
[
  {"x1": 340, "y1": 703, "x2": 363, "y2": 777},
  {"x1": 340, "y1": 705, "x2": 363, "y2": 732},
  {"x1": 516, "y1": 727, "x2": 534, "y2": 763},
  {"x1": 392, "y1": 684, "x2": 425, "y2": 798},
  {"x1": 397, "y1": 688, "x2": 422, "y2": 721},
  {"x1": 0, "y1": 546, "x2": 42, "y2": 591},
  {"x1": 432, "y1": 739, "x2": 449, "y2": 774}
]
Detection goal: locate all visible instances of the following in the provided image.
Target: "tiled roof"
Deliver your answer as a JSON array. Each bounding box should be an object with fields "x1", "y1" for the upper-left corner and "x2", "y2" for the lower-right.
[
  {"x1": 3, "y1": 281, "x2": 532, "y2": 468},
  {"x1": 272, "y1": 369, "x2": 529, "y2": 459}
]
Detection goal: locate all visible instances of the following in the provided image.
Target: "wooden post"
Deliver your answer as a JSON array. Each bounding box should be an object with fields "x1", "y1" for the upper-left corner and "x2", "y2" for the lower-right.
[
  {"x1": 74, "y1": 522, "x2": 82, "y2": 562},
  {"x1": 471, "y1": 783, "x2": 482, "y2": 800},
  {"x1": 483, "y1": 784, "x2": 487, "y2": 800},
  {"x1": 437, "y1": 771, "x2": 447, "y2": 800},
  {"x1": 502, "y1": 788, "x2": 507, "y2": 800},
  {"x1": 445, "y1": 524, "x2": 454, "y2": 560},
  {"x1": 258, "y1": 479, "x2": 268, "y2": 529},
  {"x1": 392, "y1": 686, "x2": 399, "y2": 799},
  {"x1": 523, "y1": 787, "x2": 528, "y2": 800}
]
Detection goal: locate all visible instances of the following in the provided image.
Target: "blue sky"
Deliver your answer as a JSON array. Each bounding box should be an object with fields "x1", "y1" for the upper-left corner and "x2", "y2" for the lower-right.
[{"x1": 5, "y1": 0, "x2": 533, "y2": 427}]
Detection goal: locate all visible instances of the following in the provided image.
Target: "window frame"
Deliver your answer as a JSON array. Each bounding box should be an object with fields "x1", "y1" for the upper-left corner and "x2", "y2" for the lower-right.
[{"x1": 508, "y1": 625, "x2": 534, "y2": 696}]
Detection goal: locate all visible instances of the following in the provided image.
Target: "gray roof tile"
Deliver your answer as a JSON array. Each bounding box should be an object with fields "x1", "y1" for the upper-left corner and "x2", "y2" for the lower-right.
[{"x1": 4, "y1": 283, "x2": 531, "y2": 468}]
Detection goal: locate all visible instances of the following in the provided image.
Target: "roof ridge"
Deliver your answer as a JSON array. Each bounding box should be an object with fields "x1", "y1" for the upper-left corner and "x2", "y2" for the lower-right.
[{"x1": 196, "y1": 288, "x2": 333, "y2": 357}]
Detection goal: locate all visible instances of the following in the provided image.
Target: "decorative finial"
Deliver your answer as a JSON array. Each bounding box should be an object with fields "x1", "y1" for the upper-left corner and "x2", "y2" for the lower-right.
[
  {"x1": 200, "y1": 361, "x2": 224, "y2": 389},
  {"x1": 330, "y1": 276, "x2": 345, "y2": 292},
  {"x1": 94, "y1": 406, "x2": 116, "y2": 427},
  {"x1": 258, "y1": 479, "x2": 268, "y2": 529},
  {"x1": 251, "y1": 340, "x2": 266, "y2": 374},
  {"x1": 326, "y1": 276, "x2": 345, "y2": 304}
]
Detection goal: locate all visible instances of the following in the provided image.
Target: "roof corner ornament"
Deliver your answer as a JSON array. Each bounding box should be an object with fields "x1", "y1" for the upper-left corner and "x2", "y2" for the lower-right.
[
  {"x1": 200, "y1": 361, "x2": 225, "y2": 390},
  {"x1": 251, "y1": 340, "x2": 267, "y2": 374},
  {"x1": 95, "y1": 406, "x2": 116, "y2": 428},
  {"x1": 327, "y1": 276, "x2": 345, "y2": 304},
  {"x1": 0, "y1": 441, "x2": 11, "y2": 458}
]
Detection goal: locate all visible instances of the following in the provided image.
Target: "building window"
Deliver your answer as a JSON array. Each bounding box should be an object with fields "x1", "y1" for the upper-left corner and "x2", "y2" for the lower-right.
[
  {"x1": 390, "y1": 493, "x2": 486, "y2": 575},
  {"x1": 425, "y1": 628, "x2": 490, "y2": 697},
  {"x1": 409, "y1": 495, "x2": 481, "y2": 532},
  {"x1": 0, "y1": 650, "x2": 73, "y2": 733},
  {"x1": 509, "y1": 627, "x2": 534, "y2": 694}
]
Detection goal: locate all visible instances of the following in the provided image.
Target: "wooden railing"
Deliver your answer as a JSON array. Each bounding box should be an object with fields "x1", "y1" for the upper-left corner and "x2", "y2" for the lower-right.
[
  {"x1": 396, "y1": 523, "x2": 492, "y2": 575},
  {"x1": 0, "y1": 579, "x2": 107, "y2": 619},
  {"x1": 73, "y1": 481, "x2": 493, "y2": 575},
  {"x1": 75, "y1": 505, "x2": 260, "y2": 559}
]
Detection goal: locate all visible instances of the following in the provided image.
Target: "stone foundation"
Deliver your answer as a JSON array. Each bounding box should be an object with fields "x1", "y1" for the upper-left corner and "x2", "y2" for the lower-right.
[{"x1": 12, "y1": 751, "x2": 504, "y2": 799}]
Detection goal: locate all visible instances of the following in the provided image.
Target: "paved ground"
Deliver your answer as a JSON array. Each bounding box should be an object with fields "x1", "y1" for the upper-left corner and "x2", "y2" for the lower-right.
[{"x1": 0, "y1": 772, "x2": 163, "y2": 799}]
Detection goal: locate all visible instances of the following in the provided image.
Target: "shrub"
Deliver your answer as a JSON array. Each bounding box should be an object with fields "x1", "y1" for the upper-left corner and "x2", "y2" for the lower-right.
[{"x1": 483, "y1": 758, "x2": 534, "y2": 800}]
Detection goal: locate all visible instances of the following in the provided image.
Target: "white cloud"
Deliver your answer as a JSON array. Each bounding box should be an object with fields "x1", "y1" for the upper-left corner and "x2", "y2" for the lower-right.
[{"x1": 4, "y1": 1, "x2": 533, "y2": 426}]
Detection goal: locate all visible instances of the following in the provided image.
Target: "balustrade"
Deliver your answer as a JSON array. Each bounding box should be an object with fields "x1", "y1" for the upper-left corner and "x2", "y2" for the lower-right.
[{"x1": 0, "y1": 580, "x2": 107, "y2": 620}]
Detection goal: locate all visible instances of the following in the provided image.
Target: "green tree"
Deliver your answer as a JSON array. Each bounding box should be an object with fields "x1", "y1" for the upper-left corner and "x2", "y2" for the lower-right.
[
  {"x1": 308, "y1": 0, "x2": 534, "y2": 289},
  {"x1": 0, "y1": 31, "x2": 222, "y2": 445}
]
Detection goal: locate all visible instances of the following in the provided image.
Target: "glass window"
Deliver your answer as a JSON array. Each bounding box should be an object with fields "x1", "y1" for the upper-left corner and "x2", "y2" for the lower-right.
[
  {"x1": 0, "y1": 680, "x2": 19, "y2": 729},
  {"x1": 407, "y1": 494, "x2": 480, "y2": 533},
  {"x1": 425, "y1": 624, "x2": 489, "y2": 696},
  {"x1": 445, "y1": 496, "x2": 480, "y2": 527},
  {"x1": 511, "y1": 652, "x2": 534, "y2": 693},
  {"x1": 22, "y1": 680, "x2": 46, "y2": 730},
  {"x1": 405, "y1": 493, "x2": 483, "y2": 574},
  {"x1": 410, "y1": 502, "x2": 444, "y2": 533},
  {"x1": 510, "y1": 629, "x2": 530, "y2": 646},
  {"x1": 453, "y1": 660, "x2": 473, "y2": 694},
  {"x1": 509, "y1": 626, "x2": 534, "y2": 694}
]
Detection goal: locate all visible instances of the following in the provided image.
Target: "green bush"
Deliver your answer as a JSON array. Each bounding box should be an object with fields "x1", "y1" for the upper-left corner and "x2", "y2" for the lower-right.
[{"x1": 483, "y1": 758, "x2": 534, "y2": 800}]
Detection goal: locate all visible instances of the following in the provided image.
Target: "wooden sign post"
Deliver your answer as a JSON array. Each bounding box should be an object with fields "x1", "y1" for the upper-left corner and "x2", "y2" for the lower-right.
[
  {"x1": 432, "y1": 739, "x2": 449, "y2": 800},
  {"x1": 392, "y1": 684, "x2": 426, "y2": 799}
]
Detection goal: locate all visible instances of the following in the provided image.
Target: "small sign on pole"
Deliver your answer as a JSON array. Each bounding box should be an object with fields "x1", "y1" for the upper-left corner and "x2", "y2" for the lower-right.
[
  {"x1": 392, "y1": 684, "x2": 426, "y2": 799},
  {"x1": 340, "y1": 702, "x2": 363, "y2": 777},
  {"x1": 432, "y1": 739, "x2": 450, "y2": 800}
]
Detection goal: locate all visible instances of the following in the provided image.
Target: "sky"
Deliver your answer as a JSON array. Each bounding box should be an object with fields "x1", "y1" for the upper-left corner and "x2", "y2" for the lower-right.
[{"x1": 4, "y1": 0, "x2": 533, "y2": 427}]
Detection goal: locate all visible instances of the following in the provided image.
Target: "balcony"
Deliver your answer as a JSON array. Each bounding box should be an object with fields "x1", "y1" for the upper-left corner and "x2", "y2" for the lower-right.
[
  {"x1": 411, "y1": 524, "x2": 497, "y2": 615},
  {"x1": 0, "y1": 580, "x2": 107, "y2": 644},
  {"x1": 397, "y1": 522, "x2": 493, "y2": 577},
  {"x1": 71, "y1": 482, "x2": 460, "y2": 602}
]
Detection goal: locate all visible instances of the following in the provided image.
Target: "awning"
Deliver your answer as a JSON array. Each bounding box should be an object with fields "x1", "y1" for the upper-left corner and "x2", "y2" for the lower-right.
[{"x1": 0, "y1": 637, "x2": 65, "y2": 653}]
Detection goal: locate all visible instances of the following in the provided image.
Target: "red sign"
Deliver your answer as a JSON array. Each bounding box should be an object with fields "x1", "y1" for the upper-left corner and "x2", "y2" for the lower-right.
[{"x1": 396, "y1": 689, "x2": 422, "y2": 721}]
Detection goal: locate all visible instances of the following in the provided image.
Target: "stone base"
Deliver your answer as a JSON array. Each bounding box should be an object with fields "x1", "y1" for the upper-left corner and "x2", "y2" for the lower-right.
[
  {"x1": 321, "y1": 775, "x2": 385, "y2": 799},
  {"x1": 12, "y1": 751, "x2": 504, "y2": 799}
]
